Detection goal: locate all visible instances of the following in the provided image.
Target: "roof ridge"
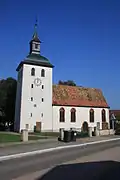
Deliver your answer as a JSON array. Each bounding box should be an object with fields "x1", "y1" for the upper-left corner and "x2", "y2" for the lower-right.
[{"x1": 53, "y1": 84, "x2": 101, "y2": 91}]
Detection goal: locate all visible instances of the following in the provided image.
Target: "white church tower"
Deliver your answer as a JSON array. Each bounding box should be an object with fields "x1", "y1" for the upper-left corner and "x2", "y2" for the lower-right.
[{"x1": 14, "y1": 21, "x2": 54, "y2": 132}]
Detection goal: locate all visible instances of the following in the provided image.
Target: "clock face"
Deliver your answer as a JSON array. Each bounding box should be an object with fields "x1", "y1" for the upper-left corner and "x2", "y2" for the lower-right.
[{"x1": 34, "y1": 78, "x2": 42, "y2": 86}]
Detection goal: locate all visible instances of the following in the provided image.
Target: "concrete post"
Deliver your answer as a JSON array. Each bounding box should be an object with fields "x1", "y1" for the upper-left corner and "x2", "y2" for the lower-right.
[
  {"x1": 21, "y1": 129, "x2": 28, "y2": 142},
  {"x1": 88, "y1": 127, "x2": 92, "y2": 137},
  {"x1": 59, "y1": 128, "x2": 64, "y2": 141},
  {"x1": 94, "y1": 127, "x2": 99, "y2": 136}
]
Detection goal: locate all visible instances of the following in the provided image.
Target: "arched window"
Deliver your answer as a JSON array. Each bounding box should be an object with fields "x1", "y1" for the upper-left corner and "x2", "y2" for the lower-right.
[
  {"x1": 71, "y1": 108, "x2": 76, "y2": 122},
  {"x1": 90, "y1": 109, "x2": 94, "y2": 122},
  {"x1": 31, "y1": 68, "x2": 35, "y2": 76},
  {"x1": 102, "y1": 109, "x2": 106, "y2": 122},
  {"x1": 41, "y1": 69, "x2": 45, "y2": 77},
  {"x1": 59, "y1": 107, "x2": 65, "y2": 122}
]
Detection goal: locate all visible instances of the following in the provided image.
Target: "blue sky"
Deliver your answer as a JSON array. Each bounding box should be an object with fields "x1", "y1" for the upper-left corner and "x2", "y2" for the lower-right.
[{"x1": 0, "y1": 0, "x2": 120, "y2": 109}]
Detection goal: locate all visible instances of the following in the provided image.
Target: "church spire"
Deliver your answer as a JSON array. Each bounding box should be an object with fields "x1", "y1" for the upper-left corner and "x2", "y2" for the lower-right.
[
  {"x1": 32, "y1": 18, "x2": 41, "y2": 42},
  {"x1": 29, "y1": 19, "x2": 41, "y2": 54}
]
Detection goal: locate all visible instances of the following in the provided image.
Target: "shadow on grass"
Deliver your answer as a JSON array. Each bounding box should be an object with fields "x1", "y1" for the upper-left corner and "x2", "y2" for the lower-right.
[{"x1": 37, "y1": 161, "x2": 120, "y2": 180}]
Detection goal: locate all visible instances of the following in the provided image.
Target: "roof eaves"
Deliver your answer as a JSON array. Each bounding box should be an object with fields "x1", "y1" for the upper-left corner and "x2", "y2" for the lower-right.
[
  {"x1": 16, "y1": 60, "x2": 54, "y2": 71},
  {"x1": 52, "y1": 103, "x2": 110, "y2": 108}
]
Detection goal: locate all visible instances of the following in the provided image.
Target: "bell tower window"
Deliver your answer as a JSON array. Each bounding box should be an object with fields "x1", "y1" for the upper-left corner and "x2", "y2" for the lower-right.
[
  {"x1": 31, "y1": 68, "x2": 35, "y2": 76},
  {"x1": 35, "y1": 44, "x2": 38, "y2": 49},
  {"x1": 41, "y1": 69, "x2": 45, "y2": 77}
]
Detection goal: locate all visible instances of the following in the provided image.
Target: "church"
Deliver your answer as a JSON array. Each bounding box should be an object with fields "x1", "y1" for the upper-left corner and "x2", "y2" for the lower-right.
[{"x1": 14, "y1": 23, "x2": 110, "y2": 133}]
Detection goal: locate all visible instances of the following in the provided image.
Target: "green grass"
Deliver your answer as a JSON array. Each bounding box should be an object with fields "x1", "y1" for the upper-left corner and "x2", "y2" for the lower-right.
[
  {"x1": 0, "y1": 133, "x2": 20, "y2": 143},
  {"x1": 28, "y1": 135, "x2": 48, "y2": 141},
  {"x1": 30, "y1": 132, "x2": 59, "y2": 137},
  {"x1": 0, "y1": 132, "x2": 50, "y2": 143}
]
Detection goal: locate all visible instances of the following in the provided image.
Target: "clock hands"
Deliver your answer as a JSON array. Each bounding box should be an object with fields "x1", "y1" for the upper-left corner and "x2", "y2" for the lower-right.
[{"x1": 34, "y1": 78, "x2": 42, "y2": 86}]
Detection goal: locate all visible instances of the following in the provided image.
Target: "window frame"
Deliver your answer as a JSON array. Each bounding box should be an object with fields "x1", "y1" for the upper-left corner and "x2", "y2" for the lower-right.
[
  {"x1": 59, "y1": 107, "x2": 65, "y2": 122},
  {"x1": 35, "y1": 44, "x2": 38, "y2": 49},
  {"x1": 71, "y1": 108, "x2": 76, "y2": 122},
  {"x1": 90, "y1": 109, "x2": 94, "y2": 122},
  {"x1": 31, "y1": 68, "x2": 35, "y2": 76},
  {"x1": 102, "y1": 109, "x2": 106, "y2": 122},
  {"x1": 41, "y1": 69, "x2": 45, "y2": 77}
]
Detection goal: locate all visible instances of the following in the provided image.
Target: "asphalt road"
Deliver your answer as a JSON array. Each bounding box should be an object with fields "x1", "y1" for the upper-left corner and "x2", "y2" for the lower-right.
[{"x1": 0, "y1": 139, "x2": 120, "y2": 180}]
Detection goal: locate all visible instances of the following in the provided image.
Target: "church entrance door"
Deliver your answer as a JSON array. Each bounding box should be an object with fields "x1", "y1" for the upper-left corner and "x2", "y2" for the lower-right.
[{"x1": 36, "y1": 121, "x2": 41, "y2": 132}]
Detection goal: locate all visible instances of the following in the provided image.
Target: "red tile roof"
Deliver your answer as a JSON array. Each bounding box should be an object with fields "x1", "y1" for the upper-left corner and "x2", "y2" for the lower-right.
[{"x1": 53, "y1": 85, "x2": 109, "y2": 108}]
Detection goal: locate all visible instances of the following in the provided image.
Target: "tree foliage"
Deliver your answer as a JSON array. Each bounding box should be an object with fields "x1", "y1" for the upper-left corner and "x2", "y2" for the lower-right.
[
  {"x1": 58, "y1": 80, "x2": 76, "y2": 86},
  {"x1": 0, "y1": 77, "x2": 17, "y2": 131}
]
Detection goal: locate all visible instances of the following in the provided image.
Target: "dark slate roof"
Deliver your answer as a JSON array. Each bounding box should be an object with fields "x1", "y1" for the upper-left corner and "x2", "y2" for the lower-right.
[
  {"x1": 53, "y1": 85, "x2": 109, "y2": 108},
  {"x1": 30, "y1": 36, "x2": 41, "y2": 43},
  {"x1": 16, "y1": 53, "x2": 54, "y2": 71},
  {"x1": 30, "y1": 31, "x2": 41, "y2": 43},
  {"x1": 26, "y1": 54, "x2": 49, "y2": 61}
]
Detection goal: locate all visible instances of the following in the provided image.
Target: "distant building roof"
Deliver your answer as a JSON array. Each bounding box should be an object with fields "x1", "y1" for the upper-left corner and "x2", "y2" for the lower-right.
[
  {"x1": 53, "y1": 85, "x2": 109, "y2": 108},
  {"x1": 110, "y1": 110, "x2": 120, "y2": 117}
]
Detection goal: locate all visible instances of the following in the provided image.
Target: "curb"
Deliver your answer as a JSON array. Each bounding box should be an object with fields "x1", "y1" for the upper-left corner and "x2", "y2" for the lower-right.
[
  {"x1": 0, "y1": 138, "x2": 57, "y2": 148},
  {"x1": 0, "y1": 137, "x2": 120, "y2": 162}
]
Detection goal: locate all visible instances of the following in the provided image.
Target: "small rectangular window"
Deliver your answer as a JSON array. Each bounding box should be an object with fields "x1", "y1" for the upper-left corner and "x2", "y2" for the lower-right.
[
  {"x1": 42, "y1": 98, "x2": 44, "y2": 102},
  {"x1": 31, "y1": 68, "x2": 35, "y2": 76},
  {"x1": 41, "y1": 113, "x2": 43, "y2": 117},
  {"x1": 34, "y1": 104, "x2": 37, "y2": 107},
  {"x1": 41, "y1": 69, "x2": 45, "y2": 77},
  {"x1": 31, "y1": 84, "x2": 33, "y2": 88},
  {"x1": 31, "y1": 97, "x2": 33, "y2": 101},
  {"x1": 30, "y1": 113, "x2": 32, "y2": 117},
  {"x1": 35, "y1": 44, "x2": 38, "y2": 49},
  {"x1": 42, "y1": 85, "x2": 44, "y2": 89}
]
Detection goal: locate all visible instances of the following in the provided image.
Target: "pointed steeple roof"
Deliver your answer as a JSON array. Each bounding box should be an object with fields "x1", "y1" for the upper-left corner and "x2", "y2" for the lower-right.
[
  {"x1": 31, "y1": 19, "x2": 41, "y2": 43},
  {"x1": 16, "y1": 19, "x2": 54, "y2": 71}
]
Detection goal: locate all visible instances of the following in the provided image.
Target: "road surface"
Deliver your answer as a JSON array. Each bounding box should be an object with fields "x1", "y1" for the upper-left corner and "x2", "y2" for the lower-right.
[{"x1": 0, "y1": 139, "x2": 120, "y2": 180}]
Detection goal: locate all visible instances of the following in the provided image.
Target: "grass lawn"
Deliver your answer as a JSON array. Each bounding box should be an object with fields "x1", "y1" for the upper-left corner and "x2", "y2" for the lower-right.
[
  {"x1": 30, "y1": 132, "x2": 59, "y2": 137},
  {"x1": 0, "y1": 133, "x2": 20, "y2": 143},
  {"x1": 0, "y1": 132, "x2": 50, "y2": 143}
]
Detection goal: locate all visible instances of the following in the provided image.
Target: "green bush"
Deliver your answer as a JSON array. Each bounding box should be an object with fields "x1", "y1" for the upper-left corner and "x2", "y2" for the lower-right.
[
  {"x1": 76, "y1": 131, "x2": 88, "y2": 138},
  {"x1": 115, "y1": 129, "x2": 120, "y2": 135}
]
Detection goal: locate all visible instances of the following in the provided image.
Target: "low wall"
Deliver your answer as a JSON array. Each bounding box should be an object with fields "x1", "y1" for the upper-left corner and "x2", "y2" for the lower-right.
[{"x1": 99, "y1": 129, "x2": 115, "y2": 136}]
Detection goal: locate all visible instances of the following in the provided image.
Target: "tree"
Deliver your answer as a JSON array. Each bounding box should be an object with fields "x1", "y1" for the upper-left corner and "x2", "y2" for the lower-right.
[
  {"x1": 58, "y1": 80, "x2": 76, "y2": 86},
  {"x1": 0, "y1": 77, "x2": 17, "y2": 131}
]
